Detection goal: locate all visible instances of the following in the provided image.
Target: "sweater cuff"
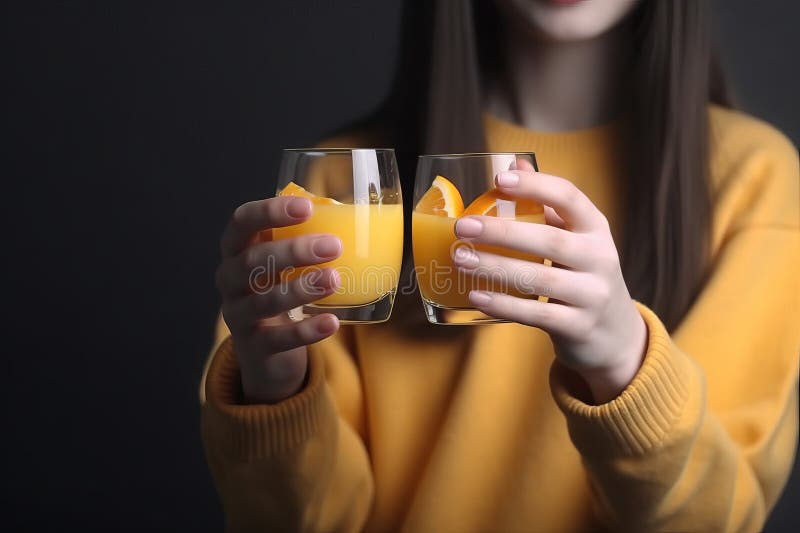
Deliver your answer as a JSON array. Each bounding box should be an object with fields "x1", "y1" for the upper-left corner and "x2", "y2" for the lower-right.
[
  {"x1": 550, "y1": 302, "x2": 698, "y2": 457},
  {"x1": 202, "y1": 336, "x2": 333, "y2": 461}
]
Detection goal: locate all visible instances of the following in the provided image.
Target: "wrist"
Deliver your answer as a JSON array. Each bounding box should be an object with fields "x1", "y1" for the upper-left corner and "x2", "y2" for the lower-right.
[
  {"x1": 578, "y1": 311, "x2": 647, "y2": 404},
  {"x1": 240, "y1": 348, "x2": 309, "y2": 405}
]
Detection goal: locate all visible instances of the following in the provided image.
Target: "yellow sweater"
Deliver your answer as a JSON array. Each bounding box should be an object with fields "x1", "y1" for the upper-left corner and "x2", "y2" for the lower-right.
[{"x1": 201, "y1": 106, "x2": 800, "y2": 532}]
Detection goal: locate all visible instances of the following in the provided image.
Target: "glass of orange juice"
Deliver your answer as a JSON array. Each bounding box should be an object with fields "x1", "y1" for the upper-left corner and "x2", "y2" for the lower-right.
[
  {"x1": 273, "y1": 148, "x2": 403, "y2": 323},
  {"x1": 412, "y1": 152, "x2": 547, "y2": 325}
]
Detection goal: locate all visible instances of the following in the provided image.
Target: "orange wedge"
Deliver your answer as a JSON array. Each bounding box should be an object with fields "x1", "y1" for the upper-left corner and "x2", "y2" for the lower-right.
[
  {"x1": 415, "y1": 175, "x2": 464, "y2": 217},
  {"x1": 278, "y1": 181, "x2": 342, "y2": 205},
  {"x1": 463, "y1": 188, "x2": 544, "y2": 218}
]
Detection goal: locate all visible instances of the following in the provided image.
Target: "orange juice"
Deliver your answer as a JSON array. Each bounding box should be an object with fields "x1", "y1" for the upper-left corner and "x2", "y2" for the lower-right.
[
  {"x1": 412, "y1": 211, "x2": 545, "y2": 308},
  {"x1": 273, "y1": 203, "x2": 403, "y2": 306}
]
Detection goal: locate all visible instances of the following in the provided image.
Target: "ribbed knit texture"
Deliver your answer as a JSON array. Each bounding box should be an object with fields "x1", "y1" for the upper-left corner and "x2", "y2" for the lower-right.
[
  {"x1": 201, "y1": 106, "x2": 799, "y2": 532},
  {"x1": 551, "y1": 302, "x2": 694, "y2": 457},
  {"x1": 203, "y1": 337, "x2": 331, "y2": 461},
  {"x1": 485, "y1": 111, "x2": 624, "y2": 153}
]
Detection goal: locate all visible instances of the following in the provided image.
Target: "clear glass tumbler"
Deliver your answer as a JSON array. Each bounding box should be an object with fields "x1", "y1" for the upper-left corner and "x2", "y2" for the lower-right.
[
  {"x1": 273, "y1": 148, "x2": 403, "y2": 323},
  {"x1": 412, "y1": 152, "x2": 547, "y2": 325}
]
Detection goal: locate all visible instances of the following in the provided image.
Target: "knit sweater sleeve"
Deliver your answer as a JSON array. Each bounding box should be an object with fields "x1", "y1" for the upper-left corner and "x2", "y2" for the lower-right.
[
  {"x1": 199, "y1": 319, "x2": 373, "y2": 532},
  {"x1": 550, "y1": 127, "x2": 800, "y2": 532}
]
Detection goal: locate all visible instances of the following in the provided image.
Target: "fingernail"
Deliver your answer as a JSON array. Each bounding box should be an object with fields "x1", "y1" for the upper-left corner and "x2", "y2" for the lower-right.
[
  {"x1": 286, "y1": 197, "x2": 312, "y2": 219},
  {"x1": 453, "y1": 246, "x2": 479, "y2": 268},
  {"x1": 496, "y1": 172, "x2": 519, "y2": 188},
  {"x1": 469, "y1": 290, "x2": 492, "y2": 307},
  {"x1": 327, "y1": 268, "x2": 341, "y2": 288},
  {"x1": 317, "y1": 314, "x2": 338, "y2": 335},
  {"x1": 308, "y1": 268, "x2": 337, "y2": 288},
  {"x1": 312, "y1": 236, "x2": 341, "y2": 258},
  {"x1": 455, "y1": 217, "x2": 483, "y2": 237}
]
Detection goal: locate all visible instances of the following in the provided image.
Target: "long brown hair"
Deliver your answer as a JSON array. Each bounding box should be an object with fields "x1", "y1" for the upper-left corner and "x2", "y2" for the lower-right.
[{"x1": 337, "y1": 0, "x2": 731, "y2": 331}]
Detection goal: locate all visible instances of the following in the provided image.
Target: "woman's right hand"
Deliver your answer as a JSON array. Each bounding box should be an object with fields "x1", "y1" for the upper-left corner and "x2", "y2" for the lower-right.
[{"x1": 215, "y1": 196, "x2": 343, "y2": 404}]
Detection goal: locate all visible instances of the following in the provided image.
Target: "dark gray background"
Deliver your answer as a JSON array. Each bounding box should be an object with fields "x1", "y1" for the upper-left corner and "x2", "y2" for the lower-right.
[{"x1": 3, "y1": 1, "x2": 798, "y2": 530}]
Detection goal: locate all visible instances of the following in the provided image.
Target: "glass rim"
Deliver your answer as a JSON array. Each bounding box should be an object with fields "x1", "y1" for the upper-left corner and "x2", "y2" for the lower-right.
[
  {"x1": 417, "y1": 151, "x2": 536, "y2": 159},
  {"x1": 282, "y1": 147, "x2": 396, "y2": 154}
]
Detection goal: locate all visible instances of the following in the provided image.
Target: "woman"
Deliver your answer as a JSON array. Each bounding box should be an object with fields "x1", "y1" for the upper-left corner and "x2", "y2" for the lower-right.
[{"x1": 203, "y1": 0, "x2": 799, "y2": 531}]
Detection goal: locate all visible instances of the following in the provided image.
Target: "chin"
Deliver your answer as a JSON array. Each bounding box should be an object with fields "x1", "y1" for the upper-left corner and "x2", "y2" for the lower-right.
[{"x1": 498, "y1": 0, "x2": 642, "y2": 43}]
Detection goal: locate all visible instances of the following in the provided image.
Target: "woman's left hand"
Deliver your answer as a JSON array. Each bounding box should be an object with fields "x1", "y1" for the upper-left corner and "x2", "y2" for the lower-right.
[{"x1": 452, "y1": 168, "x2": 647, "y2": 404}]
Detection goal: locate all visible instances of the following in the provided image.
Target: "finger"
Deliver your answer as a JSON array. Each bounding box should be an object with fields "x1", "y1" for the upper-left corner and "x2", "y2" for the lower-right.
[
  {"x1": 504, "y1": 159, "x2": 566, "y2": 229},
  {"x1": 468, "y1": 290, "x2": 580, "y2": 337},
  {"x1": 544, "y1": 205, "x2": 566, "y2": 230},
  {"x1": 223, "y1": 268, "x2": 341, "y2": 334},
  {"x1": 454, "y1": 215, "x2": 593, "y2": 270},
  {"x1": 216, "y1": 233, "x2": 343, "y2": 298},
  {"x1": 451, "y1": 246, "x2": 594, "y2": 306},
  {"x1": 220, "y1": 197, "x2": 313, "y2": 257},
  {"x1": 248, "y1": 313, "x2": 340, "y2": 355},
  {"x1": 494, "y1": 171, "x2": 605, "y2": 232}
]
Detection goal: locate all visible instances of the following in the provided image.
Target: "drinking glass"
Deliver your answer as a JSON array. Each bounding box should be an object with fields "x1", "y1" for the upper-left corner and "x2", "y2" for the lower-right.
[
  {"x1": 412, "y1": 152, "x2": 548, "y2": 325},
  {"x1": 273, "y1": 148, "x2": 403, "y2": 323}
]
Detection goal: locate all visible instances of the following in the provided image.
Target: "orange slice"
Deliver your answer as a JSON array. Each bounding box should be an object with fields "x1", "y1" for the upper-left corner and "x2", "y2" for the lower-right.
[
  {"x1": 278, "y1": 181, "x2": 342, "y2": 205},
  {"x1": 463, "y1": 188, "x2": 544, "y2": 218},
  {"x1": 415, "y1": 175, "x2": 464, "y2": 217}
]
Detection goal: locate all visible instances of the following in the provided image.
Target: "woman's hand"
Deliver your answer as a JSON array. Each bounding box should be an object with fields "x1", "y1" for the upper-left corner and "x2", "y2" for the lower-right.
[
  {"x1": 216, "y1": 196, "x2": 342, "y2": 404},
  {"x1": 452, "y1": 169, "x2": 647, "y2": 404}
]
